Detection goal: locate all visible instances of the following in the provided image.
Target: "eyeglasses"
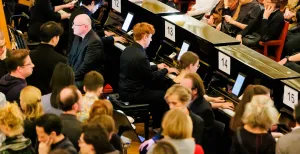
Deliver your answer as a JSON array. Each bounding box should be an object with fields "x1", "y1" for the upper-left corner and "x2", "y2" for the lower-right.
[{"x1": 21, "y1": 62, "x2": 34, "y2": 67}]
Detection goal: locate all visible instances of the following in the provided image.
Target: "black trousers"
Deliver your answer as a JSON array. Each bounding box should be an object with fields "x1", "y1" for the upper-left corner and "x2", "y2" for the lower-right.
[
  {"x1": 284, "y1": 31, "x2": 300, "y2": 56},
  {"x1": 120, "y1": 89, "x2": 168, "y2": 128}
]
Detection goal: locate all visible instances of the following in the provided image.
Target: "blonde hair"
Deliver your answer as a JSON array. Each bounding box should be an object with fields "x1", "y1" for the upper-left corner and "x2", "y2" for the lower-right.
[
  {"x1": 20, "y1": 86, "x2": 44, "y2": 120},
  {"x1": 162, "y1": 108, "x2": 193, "y2": 139},
  {"x1": 0, "y1": 103, "x2": 24, "y2": 136},
  {"x1": 165, "y1": 84, "x2": 192, "y2": 105},
  {"x1": 242, "y1": 95, "x2": 279, "y2": 130},
  {"x1": 152, "y1": 140, "x2": 178, "y2": 154}
]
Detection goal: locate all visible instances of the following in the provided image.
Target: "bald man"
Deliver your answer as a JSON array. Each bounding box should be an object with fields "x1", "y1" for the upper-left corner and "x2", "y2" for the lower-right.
[
  {"x1": 68, "y1": 14, "x2": 104, "y2": 88},
  {"x1": 59, "y1": 85, "x2": 82, "y2": 151},
  {"x1": 0, "y1": 30, "x2": 7, "y2": 78}
]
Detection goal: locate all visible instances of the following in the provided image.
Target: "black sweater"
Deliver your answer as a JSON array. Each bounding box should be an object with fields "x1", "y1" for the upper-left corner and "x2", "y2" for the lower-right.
[{"x1": 239, "y1": 9, "x2": 284, "y2": 41}]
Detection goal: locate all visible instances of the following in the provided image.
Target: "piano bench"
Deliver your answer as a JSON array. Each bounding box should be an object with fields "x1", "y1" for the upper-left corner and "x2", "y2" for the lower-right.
[{"x1": 108, "y1": 93, "x2": 150, "y2": 139}]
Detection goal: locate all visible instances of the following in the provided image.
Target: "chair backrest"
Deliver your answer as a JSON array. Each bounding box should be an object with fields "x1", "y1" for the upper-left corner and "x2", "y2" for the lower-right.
[{"x1": 279, "y1": 21, "x2": 289, "y2": 42}]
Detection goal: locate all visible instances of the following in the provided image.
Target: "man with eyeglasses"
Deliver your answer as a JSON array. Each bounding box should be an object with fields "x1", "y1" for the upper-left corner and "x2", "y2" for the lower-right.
[
  {"x1": 69, "y1": 14, "x2": 104, "y2": 89},
  {"x1": 67, "y1": 0, "x2": 126, "y2": 55},
  {"x1": 0, "y1": 49, "x2": 34, "y2": 104},
  {"x1": 0, "y1": 30, "x2": 8, "y2": 79}
]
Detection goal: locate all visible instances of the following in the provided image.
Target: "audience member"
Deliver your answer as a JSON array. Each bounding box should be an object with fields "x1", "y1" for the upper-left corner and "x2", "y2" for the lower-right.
[
  {"x1": 230, "y1": 84, "x2": 270, "y2": 132},
  {"x1": 140, "y1": 84, "x2": 204, "y2": 151},
  {"x1": 180, "y1": 73, "x2": 216, "y2": 154},
  {"x1": 147, "y1": 109, "x2": 204, "y2": 154},
  {"x1": 20, "y1": 86, "x2": 44, "y2": 148},
  {"x1": 150, "y1": 140, "x2": 178, "y2": 154},
  {"x1": 88, "y1": 99, "x2": 113, "y2": 120},
  {"x1": 67, "y1": 0, "x2": 125, "y2": 54},
  {"x1": 0, "y1": 103, "x2": 35, "y2": 153},
  {"x1": 236, "y1": 0, "x2": 284, "y2": 48},
  {"x1": 77, "y1": 71, "x2": 104, "y2": 122},
  {"x1": 79, "y1": 122, "x2": 119, "y2": 154},
  {"x1": 283, "y1": 0, "x2": 300, "y2": 28},
  {"x1": 36, "y1": 114, "x2": 77, "y2": 154},
  {"x1": 68, "y1": 14, "x2": 104, "y2": 88},
  {"x1": 174, "y1": 51, "x2": 234, "y2": 109},
  {"x1": 207, "y1": 0, "x2": 238, "y2": 27},
  {"x1": 27, "y1": 21, "x2": 67, "y2": 95},
  {"x1": 88, "y1": 115, "x2": 123, "y2": 153},
  {"x1": 276, "y1": 103, "x2": 300, "y2": 154},
  {"x1": 28, "y1": 0, "x2": 73, "y2": 41},
  {"x1": 0, "y1": 49, "x2": 34, "y2": 103},
  {"x1": 230, "y1": 95, "x2": 278, "y2": 154},
  {"x1": 59, "y1": 85, "x2": 83, "y2": 151},
  {"x1": 41, "y1": 63, "x2": 75, "y2": 116},
  {"x1": 0, "y1": 30, "x2": 8, "y2": 78},
  {"x1": 119, "y1": 22, "x2": 177, "y2": 128},
  {"x1": 220, "y1": 0, "x2": 261, "y2": 36},
  {"x1": 186, "y1": 0, "x2": 219, "y2": 19}
]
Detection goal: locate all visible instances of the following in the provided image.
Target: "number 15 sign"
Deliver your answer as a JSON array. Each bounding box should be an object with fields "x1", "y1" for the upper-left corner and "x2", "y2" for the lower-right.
[{"x1": 283, "y1": 85, "x2": 298, "y2": 109}]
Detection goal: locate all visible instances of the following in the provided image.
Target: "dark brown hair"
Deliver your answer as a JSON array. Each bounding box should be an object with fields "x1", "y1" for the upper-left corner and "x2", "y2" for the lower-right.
[
  {"x1": 183, "y1": 73, "x2": 206, "y2": 96},
  {"x1": 178, "y1": 51, "x2": 199, "y2": 70},
  {"x1": 230, "y1": 85, "x2": 270, "y2": 131},
  {"x1": 84, "y1": 71, "x2": 104, "y2": 91},
  {"x1": 5, "y1": 49, "x2": 30, "y2": 72}
]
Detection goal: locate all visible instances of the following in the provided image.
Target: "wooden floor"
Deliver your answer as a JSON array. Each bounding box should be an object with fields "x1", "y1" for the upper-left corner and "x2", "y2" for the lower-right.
[{"x1": 126, "y1": 123, "x2": 155, "y2": 154}]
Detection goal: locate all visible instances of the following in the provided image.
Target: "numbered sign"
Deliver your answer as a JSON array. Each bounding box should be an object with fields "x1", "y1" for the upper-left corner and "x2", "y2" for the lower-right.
[
  {"x1": 283, "y1": 85, "x2": 298, "y2": 109},
  {"x1": 218, "y1": 52, "x2": 231, "y2": 75},
  {"x1": 112, "y1": 0, "x2": 121, "y2": 13},
  {"x1": 165, "y1": 21, "x2": 175, "y2": 42}
]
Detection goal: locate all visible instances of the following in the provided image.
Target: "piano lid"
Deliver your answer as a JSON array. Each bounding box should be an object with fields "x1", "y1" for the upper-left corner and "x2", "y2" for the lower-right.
[
  {"x1": 162, "y1": 14, "x2": 239, "y2": 45},
  {"x1": 216, "y1": 45, "x2": 300, "y2": 80},
  {"x1": 281, "y1": 78, "x2": 300, "y2": 92},
  {"x1": 130, "y1": 0, "x2": 180, "y2": 14}
]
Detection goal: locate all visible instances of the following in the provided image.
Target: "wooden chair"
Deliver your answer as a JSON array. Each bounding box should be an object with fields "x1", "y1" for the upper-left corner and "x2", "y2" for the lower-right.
[{"x1": 256, "y1": 21, "x2": 289, "y2": 62}]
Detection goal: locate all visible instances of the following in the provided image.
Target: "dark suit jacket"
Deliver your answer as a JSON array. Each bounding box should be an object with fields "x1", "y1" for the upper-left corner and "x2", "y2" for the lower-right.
[
  {"x1": 28, "y1": 0, "x2": 61, "y2": 41},
  {"x1": 27, "y1": 44, "x2": 67, "y2": 95},
  {"x1": 67, "y1": 6, "x2": 114, "y2": 54},
  {"x1": 119, "y1": 42, "x2": 168, "y2": 94},
  {"x1": 60, "y1": 114, "x2": 82, "y2": 151},
  {"x1": 239, "y1": 9, "x2": 284, "y2": 42},
  {"x1": 68, "y1": 29, "x2": 104, "y2": 81}
]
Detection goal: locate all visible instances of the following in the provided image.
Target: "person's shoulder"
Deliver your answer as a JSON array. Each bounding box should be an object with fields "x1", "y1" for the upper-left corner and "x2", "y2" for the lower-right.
[{"x1": 189, "y1": 111, "x2": 204, "y2": 123}]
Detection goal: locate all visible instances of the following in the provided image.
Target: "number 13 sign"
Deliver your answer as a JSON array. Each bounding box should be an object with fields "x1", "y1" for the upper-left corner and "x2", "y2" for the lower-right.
[
  {"x1": 283, "y1": 85, "x2": 298, "y2": 109},
  {"x1": 112, "y1": 0, "x2": 121, "y2": 13},
  {"x1": 165, "y1": 21, "x2": 175, "y2": 42}
]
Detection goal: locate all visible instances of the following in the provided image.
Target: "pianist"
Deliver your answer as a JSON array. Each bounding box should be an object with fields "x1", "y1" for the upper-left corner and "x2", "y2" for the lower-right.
[{"x1": 119, "y1": 22, "x2": 178, "y2": 128}]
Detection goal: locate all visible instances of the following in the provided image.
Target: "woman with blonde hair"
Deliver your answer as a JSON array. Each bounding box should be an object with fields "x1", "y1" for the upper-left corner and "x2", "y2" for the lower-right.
[
  {"x1": 0, "y1": 103, "x2": 35, "y2": 153},
  {"x1": 148, "y1": 109, "x2": 204, "y2": 154},
  {"x1": 230, "y1": 95, "x2": 278, "y2": 154},
  {"x1": 20, "y1": 85, "x2": 44, "y2": 148}
]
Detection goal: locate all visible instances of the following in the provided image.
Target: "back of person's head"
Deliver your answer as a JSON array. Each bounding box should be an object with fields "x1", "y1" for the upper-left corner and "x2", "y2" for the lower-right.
[
  {"x1": 133, "y1": 22, "x2": 155, "y2": 41},
  {"x1": 59, "y1": 85, "x2": 81, "y2": 111},
  {"x1": 36, "y1": 114, "x2": 62, "y2": 135},
  {"x1": 50, "y1": 63, "x2": 75, "y2": 109},
  {"x1": 5, "y1": 49, "x2": 30, "y2": 72},
  {"x1": 230, "y1": 84, "x2": 270, "y2": 131},
  {"x1": 81, "y1": 122, "x2": 112, "y2": 154},
  {"x1": 20, "y1": 86, "x2": 43, "y2": 120},
  {"x1": 294, "y1": 103, "x2": 300, "y2": 124},
  {"x1": 0, "y1": 103, "x2": 24, "y2": 137},
  {"x1": 40, "y1": 21, "x2": 64, "y2": 43},
  {"x1": 178, "y1": 51, "x2": 199, "y2": 70},
  {"x1": 81, "y1": 0, "x2": 103, "y2": 5},
  {"x1": 83, "y1": 71, "x2": 104, "y2": 93},
  {"x1": 151, "y1": 140, "x2": 178, "y2": 154},
  {"x1": 162, "y1": 108, "x2": 193, "y2": 139},
  {"x1": 88, "y1": 99, "x2": 113, "y2": 121},
  {"x1": 165, "y1": 84, "x2": 192, "y2": 105},
  {"x1": 183, "y1": 73, "x2": 206, "y2": 96},
  {"x1": 242, "y1": 95, "x2": 278, "y2": 130},
  {"x1": 88, "y1": 115, "x2": 115, "y2": 136},
  {"x1": 49, "y1": 149, "x2": 70, "y2": 154}
]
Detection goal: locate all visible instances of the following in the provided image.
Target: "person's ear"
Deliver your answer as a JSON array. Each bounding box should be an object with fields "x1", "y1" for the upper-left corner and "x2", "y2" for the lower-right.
[
  {"x1": 192, "y1": 88, "x2": 198, "y2": 96},
  {"x1": 73, "y1": 103, "x2": 79, "y2": 111},
  {"x1": 83, "y1": 86, "x2": 86, "y2": 92}
]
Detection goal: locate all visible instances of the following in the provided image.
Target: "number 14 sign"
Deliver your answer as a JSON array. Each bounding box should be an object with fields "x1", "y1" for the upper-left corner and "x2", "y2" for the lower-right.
[{"x1": 283, "y1": 85, "x2": 298, "y2": 109}]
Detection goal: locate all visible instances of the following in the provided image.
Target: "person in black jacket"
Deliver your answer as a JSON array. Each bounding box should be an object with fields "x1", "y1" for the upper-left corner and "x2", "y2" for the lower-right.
[
  {"x1": 236, "y1": 0, "x2": 284, "y2": 47},
  {"x1": 68, "y1": 14, "x2": 104, "y2": 88},
  {"x1": 118, "y1": 22, "x2": 178, "y2": 128},
  {"x1": 27, "y1": 21, "x2": 67, "y2": 95},
  {"x1": 67, "y1": 0, "x2": 125, "y2": 54},
  {"x1": 28, "y1": 0, "x2": 73, "y2": 42},
  {"x1": 181, "y1": 73, "x2": 216, "y2": 154}
]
